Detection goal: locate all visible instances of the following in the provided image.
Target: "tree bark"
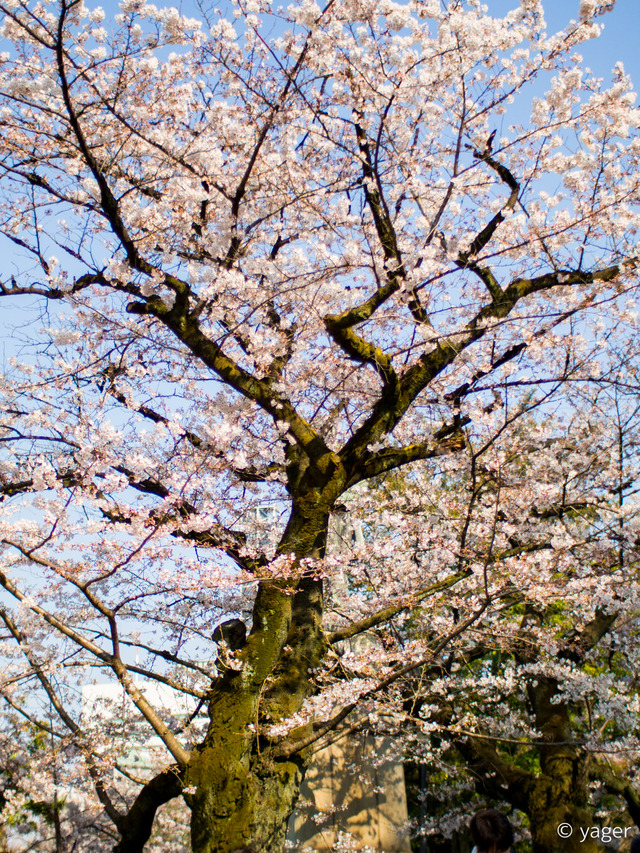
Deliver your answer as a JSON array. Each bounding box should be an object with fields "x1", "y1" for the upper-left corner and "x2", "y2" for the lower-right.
[
  {"x1": 184, "y1": 495, "x2": 333, "y2": 852},
  {"x1": 113, "y1": 767, "x2": 185, "y2": 853}
]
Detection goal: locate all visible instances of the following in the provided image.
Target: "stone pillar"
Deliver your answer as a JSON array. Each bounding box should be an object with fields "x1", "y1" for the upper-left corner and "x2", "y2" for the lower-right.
[{"x1": 287, "y1": 731, "x2": 412, "y2": 851}]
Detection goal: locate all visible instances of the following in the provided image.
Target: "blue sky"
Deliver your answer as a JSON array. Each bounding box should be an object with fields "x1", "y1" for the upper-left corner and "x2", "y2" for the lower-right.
[{"x1": 488, "y1": 0, "x2": 640, "y2": 84}]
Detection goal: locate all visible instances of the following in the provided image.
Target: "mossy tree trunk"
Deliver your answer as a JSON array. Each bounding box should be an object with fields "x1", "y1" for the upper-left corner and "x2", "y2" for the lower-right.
[
  {"x1": 465, "y1": 707, "x2": 597, "y2": 853},
  {"x1": 184, "y1": 476, "x2": 340, "y2": 853},
  {"x1": 462, "y1": 608, "x2": 618, "y2": 853},
  {"x1": 525, "y1": 676, "x2": 597, "y2": 853}
]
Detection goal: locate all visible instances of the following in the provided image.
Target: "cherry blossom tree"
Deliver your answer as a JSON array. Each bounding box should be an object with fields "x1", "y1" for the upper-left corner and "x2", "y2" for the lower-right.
[
  {"x1": 455, "y1": 390, "x2": 640, "y2": 853},
  {"x1": 378, "y1": 383, "x2": 640, "y2": 852},
  {"x1": 1, "y1": 0, "x2": 640, "y2": 850}
]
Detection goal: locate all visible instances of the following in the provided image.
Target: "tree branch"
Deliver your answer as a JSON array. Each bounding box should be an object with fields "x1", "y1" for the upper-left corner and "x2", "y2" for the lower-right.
[
  {"x1": 349, "y1": 418, "x2": 468, "y2": 485},
  {"x1": 111, "y1": 765, "x2": 185, "y2": 853},
  {"x1": 593, "y1": 762, "x2": 640, "y2": 827},
  {"x1": 0, "y1": 556, "x2": 190, "y2": 766},
  {"x1": 327, "y1": 567, "x2": 473, "y2": 644}
]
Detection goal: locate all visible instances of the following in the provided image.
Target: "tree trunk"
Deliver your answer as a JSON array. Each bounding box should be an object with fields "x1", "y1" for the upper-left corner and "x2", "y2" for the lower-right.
[
  {"x1": 185, "y1": 492, "x2": 334, "y2": 852},
  {"x1": 187, "y1": 742, "x2": 302, "y2": 853},
  {"x1": 525, "y1": 754, "x2": 596, "y2": 853},
  {"x1": 465, "y1": 671, "x2": 598, "y2": 853},
  {"x1": 525, "y1": 676, "x2": 596, "y2": 853}
]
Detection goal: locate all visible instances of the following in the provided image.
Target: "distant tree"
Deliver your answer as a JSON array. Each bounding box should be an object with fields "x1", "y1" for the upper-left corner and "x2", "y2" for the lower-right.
[
  {"x1": 378, "y1": 386, "x2": 640, "y2": 852},
  {"x1": 1, "y1": 0, "x2": 640, "y2": 851}
]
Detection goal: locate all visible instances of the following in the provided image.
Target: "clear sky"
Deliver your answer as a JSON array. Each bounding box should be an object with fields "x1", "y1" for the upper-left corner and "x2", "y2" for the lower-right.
[{"x1": 488, "y1": 0, "x2": 640, "y2": 85}]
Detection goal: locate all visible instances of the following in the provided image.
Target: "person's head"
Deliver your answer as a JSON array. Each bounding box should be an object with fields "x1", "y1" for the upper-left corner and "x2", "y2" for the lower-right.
[
  {"x1": 629, "y1": 836, "x2": 640, "y2": 853},
  {"x1": 470, "y1": 808, "x2": 514, "y2": 853}
]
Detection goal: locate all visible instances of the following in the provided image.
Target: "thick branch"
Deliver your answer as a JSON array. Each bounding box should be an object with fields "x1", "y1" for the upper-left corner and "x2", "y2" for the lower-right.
[
  {"x1": 56, "y1": 5, "x2": 155, "y2": 278},
  {"x1": 593, "y1": 762, "x2": 640, "y2": 827},
  {"x1": 339, "y1": 260, "x2": 623, "y2": 484},
  {"x1": 461, "y1": 733, "x2": 533, "y2": 811},
  {"x1": 328, "y1": 567, "x2": 472, "y2": 644},
  {"x1": 457, "y1": 145, "x2": 520, "y2": 304},
  {"x1": 349, "y1": 418, "x2": 468, "y2": 485},
  {"x1": 559, "y1": 607, "x2": 617, "y2": 664},
  {"x1": 324, "y1": 314, "x2": 397, "y2": 388},
  {"x1": 0, "y1": 270, "x2": 106, "y2": 300},
  {"x1": 0, "y1": 463, "x2": 260, "y2": 572},
  {"x1": 112, "y1": 765, "x2": 185, "y2": 853},
  {"x1": 105, "y1": 386, "x2": 283, "y2": 484},
  {"x1": 125, "y1": 302, "x2": 339, "y2": 485}
]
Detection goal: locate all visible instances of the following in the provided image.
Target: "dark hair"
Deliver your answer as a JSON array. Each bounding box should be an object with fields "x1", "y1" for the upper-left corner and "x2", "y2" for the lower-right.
[
  {"x1": 470, "y1": 809, "x2": 514, "y2": 853},
  {"x1": 630, "y1": 836, "x2": 640, "y2": 853}
]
